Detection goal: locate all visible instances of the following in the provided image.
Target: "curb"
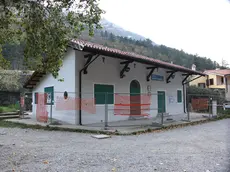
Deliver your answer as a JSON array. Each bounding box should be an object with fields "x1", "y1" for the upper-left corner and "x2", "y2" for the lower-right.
[{"x1": 1, "y1": 117, "x2": 228, "y2": 135}]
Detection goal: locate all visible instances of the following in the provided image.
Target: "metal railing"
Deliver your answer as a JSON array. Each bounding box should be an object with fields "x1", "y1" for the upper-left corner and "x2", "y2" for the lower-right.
[{"x1": 31, "y1": 92, "x2": 229, "y2": 129}]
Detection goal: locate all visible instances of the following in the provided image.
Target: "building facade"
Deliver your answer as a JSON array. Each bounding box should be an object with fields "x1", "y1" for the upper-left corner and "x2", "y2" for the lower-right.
[
  {"x1": 190, "y1": 69, "x2": 230, "y2": 101},
  {"x1": 24, "y1": 40, "x2": 205, "y2": 125}
]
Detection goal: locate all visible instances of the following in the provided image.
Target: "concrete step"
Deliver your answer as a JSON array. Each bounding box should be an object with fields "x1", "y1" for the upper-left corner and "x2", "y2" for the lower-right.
[
  {"x1": 0, "y1": 112, "x2": 29, "y2": 117},
  {"x1": 0, "y1": 115, "x2": 19, "y2": 120},
  {"x1": 0, "y1": 112, "x2": 19, "y2": 116}
]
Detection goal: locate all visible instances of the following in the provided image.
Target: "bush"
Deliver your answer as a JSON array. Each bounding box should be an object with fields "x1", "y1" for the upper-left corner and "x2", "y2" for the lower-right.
[
  {"x1": 0, "y1": 104, "x2": 20, "y2": 113},
  {"x1": 218, "y1": 109, "x2": 230, "y2": 115},
  {"x1": 8, "y1": 104, "x2": 20, "y2": 110},
  {"x1": 187, "y1": 86, "x2": 226, "y2": 105}
]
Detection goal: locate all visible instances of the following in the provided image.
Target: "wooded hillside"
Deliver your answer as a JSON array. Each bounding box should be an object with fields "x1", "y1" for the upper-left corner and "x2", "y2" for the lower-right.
[
  {"x1": 2, "y1": 29, "x2": 223, "y2": 72},
  {"x1": 80, "y1": 30, "x2": 222, "y2": 71}
]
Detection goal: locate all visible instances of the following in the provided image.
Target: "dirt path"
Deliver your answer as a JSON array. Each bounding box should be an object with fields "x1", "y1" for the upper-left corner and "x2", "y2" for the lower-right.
[{"x1": 1, "y1": 119, "x2": 230, "y2": 172}]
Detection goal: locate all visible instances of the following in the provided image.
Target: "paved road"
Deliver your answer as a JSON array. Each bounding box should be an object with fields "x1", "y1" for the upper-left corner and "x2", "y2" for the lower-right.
[{"x1": 1, "y1": 119, "x2": 230, "y2": 172}]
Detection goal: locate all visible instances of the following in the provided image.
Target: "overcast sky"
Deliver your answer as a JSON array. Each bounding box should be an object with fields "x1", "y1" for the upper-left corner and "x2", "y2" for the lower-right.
[{"x1": 99, "y1": 0, "x2": 230, "y2": 65}]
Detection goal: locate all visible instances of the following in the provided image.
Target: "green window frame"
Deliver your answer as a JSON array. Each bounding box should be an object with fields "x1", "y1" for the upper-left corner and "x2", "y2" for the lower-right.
[
  {"x1": 177, "y1": 90, "x2": 182, "y2": 103},
  {"x1": 44, "y1": 86, "x2": 54, "y2": 105},
  {"x1": 94, "y1": 84, "x2": 114, "y2": 104}
]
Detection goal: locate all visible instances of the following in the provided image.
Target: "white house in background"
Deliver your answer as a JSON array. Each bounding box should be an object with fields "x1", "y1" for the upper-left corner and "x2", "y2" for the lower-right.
[{"x1": 24, "y1": 39, "x2": 205, "y2": 125}]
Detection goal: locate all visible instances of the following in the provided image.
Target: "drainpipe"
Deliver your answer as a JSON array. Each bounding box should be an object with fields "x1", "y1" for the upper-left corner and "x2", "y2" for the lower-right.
[
  {"x1": 182, "y1": 83, "x2": 187, "y2": 113},
  {"x1": 79, "y1": 54, "x2": 99, "y2": 125}
]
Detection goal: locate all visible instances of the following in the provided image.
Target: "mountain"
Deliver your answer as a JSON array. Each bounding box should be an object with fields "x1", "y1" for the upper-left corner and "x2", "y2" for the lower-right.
[
  {"x1": 2, "y1": 19, "x2": 221, "y2": 72},
  {"x1": 100, "y1": 18, "x2": 156, "y2": 46}
]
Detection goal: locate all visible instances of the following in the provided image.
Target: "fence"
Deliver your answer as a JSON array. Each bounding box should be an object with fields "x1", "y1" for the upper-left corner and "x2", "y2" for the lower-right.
[
  {"x1": 186, "y1": 93, "x2": 227, "y2": 120},
  {"x1": 31, "y1": 91, "x2": 230, "y2": 129},
  {"x1": 2, "y1": 89, "x2": 229, "y2": 127},
  {"x1": 0, "y1": 91, "x2": 32, "y2": 114}
]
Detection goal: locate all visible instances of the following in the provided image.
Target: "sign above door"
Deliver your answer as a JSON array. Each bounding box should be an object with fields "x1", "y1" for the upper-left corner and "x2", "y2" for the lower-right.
[{"x1": 151, "y1": 74, "x2": 164, "y2": 81}]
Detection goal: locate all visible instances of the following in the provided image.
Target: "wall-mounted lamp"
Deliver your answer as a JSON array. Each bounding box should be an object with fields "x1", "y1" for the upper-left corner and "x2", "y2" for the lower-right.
[{"x1": 125, "y1": 67, "x2": 130, "y2": 72}]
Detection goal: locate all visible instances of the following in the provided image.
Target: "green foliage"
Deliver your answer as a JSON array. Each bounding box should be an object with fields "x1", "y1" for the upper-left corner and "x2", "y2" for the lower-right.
[
  {"x1": 0, "y1": 0, "x2": 104, "y2": 77},
  {"x1": 217, "y1": 108, "x2": 230, "y2": 116},
  {"x1": 8, "y1": 103, "x2": 20, "y2": 110},
  {"x1": 0, "y1": 70, "x2": 22, "y2": 91},
  {"x1": 0, "y1": 104, "x2": 19, "y2": 113},
  {"x1": 187, "y1": 85, "x2": 226, "y2": 105}
]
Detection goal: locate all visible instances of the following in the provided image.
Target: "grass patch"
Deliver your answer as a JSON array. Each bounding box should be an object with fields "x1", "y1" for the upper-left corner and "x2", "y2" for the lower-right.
[{"x1": 0, "y1": 104, "x2": 20, "y2": 113}]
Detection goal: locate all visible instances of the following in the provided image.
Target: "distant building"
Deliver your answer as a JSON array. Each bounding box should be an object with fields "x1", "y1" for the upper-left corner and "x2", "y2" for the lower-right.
[
  {"x1": 189, "y1": 69, "x2": 230, "y2": 101},
  {"x1": 0, "y1": 70, "x2": 33, "y2": 110}
]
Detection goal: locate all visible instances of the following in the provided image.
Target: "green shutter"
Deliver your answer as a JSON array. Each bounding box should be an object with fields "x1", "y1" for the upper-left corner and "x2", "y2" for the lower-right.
[
  {"x1": 94, "y1": 84, "x2": 114, "y2": 104},
  {"x1": 106, "y1": 84, "x2": 114, "y2": 104},
  {"x1": 177, "y1": 90, "x2": 182, "y2": 103},
  {"x1": 44, "y1": 86, "x2": 54, "y2": 105}
]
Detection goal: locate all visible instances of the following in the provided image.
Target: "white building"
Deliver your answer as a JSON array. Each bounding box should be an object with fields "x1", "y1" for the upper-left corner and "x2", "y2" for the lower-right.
[{"x1": 24, "y1": 39, "x2": 205, "y2": 125}]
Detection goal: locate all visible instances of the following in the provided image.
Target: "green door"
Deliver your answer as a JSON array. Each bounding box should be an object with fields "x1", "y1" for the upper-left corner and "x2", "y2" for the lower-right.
[
  {"x1": 130, "y1": 80, "x2": 141, "y2": 115},
  {"x1": 44, "y1": 86, "x2": 54, "y2": 105},
  {"x1": 158, "y1": 91, "x2": 166, "y2": 113}
]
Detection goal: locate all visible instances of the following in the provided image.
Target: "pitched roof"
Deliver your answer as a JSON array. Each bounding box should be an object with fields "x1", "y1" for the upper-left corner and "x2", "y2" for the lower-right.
[
  {"x1": 24, "y1": 39, "x2": 205, "y2": 88},
  {"x1": 70, "y1": 39, "x2": 205, "y2": 76},
  {"x1": 204, "y1": 69, "x2": 230, "y2": 76}
]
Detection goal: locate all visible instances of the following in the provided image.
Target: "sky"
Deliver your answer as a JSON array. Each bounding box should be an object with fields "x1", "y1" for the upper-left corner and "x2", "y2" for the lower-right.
[{"x1": 99, "y1": 0, "x2": 230, "y2": 65}]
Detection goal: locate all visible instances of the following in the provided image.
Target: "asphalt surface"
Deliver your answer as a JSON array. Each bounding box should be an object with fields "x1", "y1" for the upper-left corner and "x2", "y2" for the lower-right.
[{"x1": 1, "y1": 119, "x2": 230, "y2": 172}]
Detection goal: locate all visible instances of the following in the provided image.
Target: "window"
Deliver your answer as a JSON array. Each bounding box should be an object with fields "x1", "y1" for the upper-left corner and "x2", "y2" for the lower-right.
[
  {"x1": 177, "y1": 90, "x2": 182, "y2": 103},
  {"x1": 94, "y1": 84, "x2": 114, "y2": 104},
  {"x1": 209, "y1": 79, "x2": 214, "y2": 85},
  {"x1": 44, "y1": 86, "x2": 54, "y2": 105},
  {"x1": 198, "y1": 83, "x2": 206, "y2": 88},
  {"x1": 221, "y1": 77, "x2": 224, "y2": 84}
]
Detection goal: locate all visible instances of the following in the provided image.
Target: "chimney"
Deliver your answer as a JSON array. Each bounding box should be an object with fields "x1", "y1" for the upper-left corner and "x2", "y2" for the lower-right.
[{"x1": 192, "y1": 64, "x2": 196, "y2": 71}]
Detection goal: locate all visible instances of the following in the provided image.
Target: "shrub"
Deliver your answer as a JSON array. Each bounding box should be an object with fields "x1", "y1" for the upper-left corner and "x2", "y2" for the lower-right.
[
  {"x1": 187, "y1": 86, "x2": 226, "y2": 105},
  {"x1": 218, "y1": 109, "x2": 230, "y2": 115},
  {"x1": 0, "y1": 107, "x2": 3, "y2": 113},
  {"x1": 8, "y1": 104, "x2": 20, "y2": 110}
]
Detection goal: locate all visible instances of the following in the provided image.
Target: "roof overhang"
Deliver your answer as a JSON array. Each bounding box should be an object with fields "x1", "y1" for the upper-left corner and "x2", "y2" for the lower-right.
[
  {"x1": 70, "y1": 40, "x2": 206, "y2": 76},
  {"x1": 23, "y1": 71, "x2": 46, "y2": 89},
  {"x1": 24, "y1": 39, "x2": 206, "y2": 88}
]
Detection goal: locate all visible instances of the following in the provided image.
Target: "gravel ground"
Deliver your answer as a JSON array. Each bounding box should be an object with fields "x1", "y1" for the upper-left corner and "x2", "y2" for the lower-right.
[{"x1": 1, "y1": 119, "x2": 230, "y2": 172}]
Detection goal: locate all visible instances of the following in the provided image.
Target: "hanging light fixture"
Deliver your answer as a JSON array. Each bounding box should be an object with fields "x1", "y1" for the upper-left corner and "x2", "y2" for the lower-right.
[{"x1": 102, "y1": 57, "x2": 105, "y2": 63}]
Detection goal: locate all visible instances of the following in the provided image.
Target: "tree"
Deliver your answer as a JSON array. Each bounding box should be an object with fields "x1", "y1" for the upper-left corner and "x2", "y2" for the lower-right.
[
  {"x1": 104, "y1": 30, "x2": 108, "y2": 38},
  {"x1": 0, "y1": 0, "x2": 104, "y2": 78},
  {"x1": 100, "y1": 31, "x2": 104, "y2": 38},
  {"x1": 221, "y1": 58, "x2": 229, "y2": 68},
  {"x1": 109, "y1": 33, "x2": 116, "y2": 42},
  {"x1": 0, "y1": 70, "x2": 21, "y2": 91}
]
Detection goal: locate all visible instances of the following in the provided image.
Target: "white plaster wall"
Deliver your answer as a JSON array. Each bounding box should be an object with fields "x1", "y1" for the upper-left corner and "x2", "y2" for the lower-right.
[
  {"x1": 32, "y1": 49, "x2": 185, "y2": 125},
  {"x1": 32, "y1": 48, "x2": 77, "y2": 124},
  {"x1": 78, "y1": 52, "x2": 185, "y2": 125}
]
